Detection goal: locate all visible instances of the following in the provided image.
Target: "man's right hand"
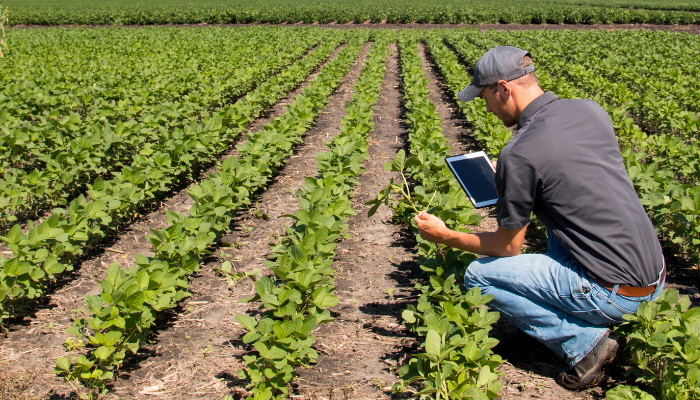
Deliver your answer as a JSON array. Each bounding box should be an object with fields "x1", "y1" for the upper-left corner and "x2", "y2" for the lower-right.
[
  {"x1": 414, "y1": 209, "x2": 528, "y2": 257},
  {"x1": 414, "y1": 210, "x2": 450, "y2": 244}
]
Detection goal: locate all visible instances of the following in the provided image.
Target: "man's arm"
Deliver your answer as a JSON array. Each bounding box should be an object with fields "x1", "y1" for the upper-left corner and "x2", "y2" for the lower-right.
[{"x1": 414, "y1": 210, "x2": 527, "y2": 257}]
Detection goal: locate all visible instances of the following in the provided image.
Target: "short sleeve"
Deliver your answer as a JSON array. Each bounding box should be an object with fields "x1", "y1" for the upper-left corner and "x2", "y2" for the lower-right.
[{"x1": 495, "y1": 153, "x2": 541, "y2": 230}]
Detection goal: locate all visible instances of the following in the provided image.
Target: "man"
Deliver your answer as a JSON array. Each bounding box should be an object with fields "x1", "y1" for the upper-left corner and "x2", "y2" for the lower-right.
[{"x1": 414, "y1": 46, "x2": 665, "y2": 391}]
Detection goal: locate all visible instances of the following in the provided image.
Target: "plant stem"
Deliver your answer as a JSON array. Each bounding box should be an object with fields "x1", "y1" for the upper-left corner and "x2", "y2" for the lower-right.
[{"x1": 426, "y1": 190, "x2": 437, "y2": 209}]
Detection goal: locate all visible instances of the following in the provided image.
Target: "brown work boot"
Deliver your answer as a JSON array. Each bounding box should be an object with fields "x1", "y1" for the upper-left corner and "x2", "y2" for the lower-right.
[{"x1": 556, "y1": 330, "x2": 621, "y2": 391}]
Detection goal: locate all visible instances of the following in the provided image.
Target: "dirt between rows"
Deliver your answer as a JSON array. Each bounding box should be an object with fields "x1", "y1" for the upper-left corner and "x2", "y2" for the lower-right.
[
  {"x1": 10, "y1": 22, "x2": 700, "y2": 34},
  {"x1": 2, "y1": 35, "x2": 699, "y2": 400}
]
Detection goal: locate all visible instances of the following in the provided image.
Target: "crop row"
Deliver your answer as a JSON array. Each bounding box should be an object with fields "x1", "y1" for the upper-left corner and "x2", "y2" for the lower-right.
[
  {"x1": 366, "y1": 31, "x2": 501, "y2": 399},
  {"x1": 234, "y1": 32, "x2": 390, "y2": 399},
  {"x1": 5, "y1": 0, "x2": 700, "y2": 26},
  {"x1": 0, "y1": 31, "x2": 348, "y2": 322},
  {"x1": 54, "y1": 31, "x2": 371, "y2": 399},
  {"x1": 0, "y1": 27, "x2": 322, "y2": 227}
]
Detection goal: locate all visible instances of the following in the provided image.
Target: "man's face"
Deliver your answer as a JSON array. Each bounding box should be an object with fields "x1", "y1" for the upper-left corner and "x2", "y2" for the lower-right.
[{"x1": 479, "y1": 82, "x2": 518, "y2": 128}]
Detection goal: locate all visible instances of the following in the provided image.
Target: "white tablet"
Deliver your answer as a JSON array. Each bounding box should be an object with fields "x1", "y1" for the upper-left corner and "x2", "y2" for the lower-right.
[{"x1": 445, "y1": 151, "x2": 499, "y2": 208}]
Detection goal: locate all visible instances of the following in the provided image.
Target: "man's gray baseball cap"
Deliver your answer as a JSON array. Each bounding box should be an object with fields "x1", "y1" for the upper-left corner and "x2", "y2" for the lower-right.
[{"x1": 457, "y1": 46, "x2": 535, "y2": 102}]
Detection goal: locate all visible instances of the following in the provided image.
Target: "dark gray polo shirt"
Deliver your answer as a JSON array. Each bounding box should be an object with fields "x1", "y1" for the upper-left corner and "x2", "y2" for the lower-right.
[{"x1": 495, "y1": 91, "x2": 663, "y2": 287}]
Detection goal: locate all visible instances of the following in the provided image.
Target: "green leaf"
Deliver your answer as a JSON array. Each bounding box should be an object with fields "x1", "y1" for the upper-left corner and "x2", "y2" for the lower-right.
[
  {"x1": 54, "y1": 357, "x2": 71, "y2": 372},
  {"x1": 402, "y1": 309, "x2": 416, "y2": 324},
  {"x1": 425, "y1": 329, "x2": 441, "y2": 357},
  {"x1": 290, "y1": 244, "x2": 306, "y2": 261},
  {"x1": 94, "y1": 346, "x2": 113, "y2": 361},
  {"x1": 606, "y1": 385, "x2": 655, "y2": 400},
  {"x1": 476, "y1": 365, "x2": 491, "y2": 386},
  {"x1": 688, "y1": 366, "x2": 700, "y2": 387},
  {"x1": 5, "y1": 225, "x2": 24, "y2": 245},
  {"x1": 314, "y1": 291, "x2": 338, "y2": 308},
  {"x1": 85, "y1": 295, "x2": 103, "y2": 313},
  {"x1": 254, "y1": 276, "x2": 274, "y2": 297},
  {"x1": 235, "y1": 314, "x2": 257, "y2": 332},
  {"x1": 126, "y1": 291, "x2": 145, "y2": 310},
  {"x1": 103, "y1": 331, "x2": 122, "y2": 347},
  {"x1": 366, "y1": 200, "x2": 381, "y2": 218},
  {"x1": 648, "y1": 331, "x2": 667, "y2": 347},
  {"x1": 386, "y1": 149, "x2": 405, "y2": 172}
]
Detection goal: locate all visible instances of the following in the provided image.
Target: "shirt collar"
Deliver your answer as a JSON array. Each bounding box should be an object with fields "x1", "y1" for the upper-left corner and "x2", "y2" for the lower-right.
[{"x1": 517, "y1": 91, "x2": 558, "y2": 130}]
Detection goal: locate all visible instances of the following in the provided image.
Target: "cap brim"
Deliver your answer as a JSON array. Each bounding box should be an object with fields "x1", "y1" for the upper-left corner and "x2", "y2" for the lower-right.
[{"x1": 457, "y1": 83, "x2": 484, "y2": 102}]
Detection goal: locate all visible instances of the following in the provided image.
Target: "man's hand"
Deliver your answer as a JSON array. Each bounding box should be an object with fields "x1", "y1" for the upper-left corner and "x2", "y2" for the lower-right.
[
  {"x1": 413, "y1": 209, "x2": 527, "y2": 257},
  {"x1": 414, "y1": 210, "x2": 450, "y2": 244}
]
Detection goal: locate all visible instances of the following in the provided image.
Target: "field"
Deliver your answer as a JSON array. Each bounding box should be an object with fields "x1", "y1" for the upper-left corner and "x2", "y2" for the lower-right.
[
  {"x1": 1, "y1": 22, "x2": 699, "y2": 400},
  {"x1": 4, "y1": 0, "x2": 700, "y2": 26}
]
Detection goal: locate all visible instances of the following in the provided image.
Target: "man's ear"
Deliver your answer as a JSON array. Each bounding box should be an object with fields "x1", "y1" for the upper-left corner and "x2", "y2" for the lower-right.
[{"x1": 497, "y1": 80, "x2": 512, "y2": 97}]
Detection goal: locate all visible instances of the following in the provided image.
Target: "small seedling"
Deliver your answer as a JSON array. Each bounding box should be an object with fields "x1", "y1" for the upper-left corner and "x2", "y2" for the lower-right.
[
  {"x1": 251, "y1": 208, "x2": 270, "y2": 220},
  {"x1": 62, "y1": 337, "x2": 85, "y2": 351},
  {"x1": 215, "y1": 261, "x2": 260, "y2": 288}
]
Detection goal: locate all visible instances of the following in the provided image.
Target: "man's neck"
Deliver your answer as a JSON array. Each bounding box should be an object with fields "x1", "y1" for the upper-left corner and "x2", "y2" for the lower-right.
[{"x1": 512, "y1": 86, "x2": 545, "y2": 122}]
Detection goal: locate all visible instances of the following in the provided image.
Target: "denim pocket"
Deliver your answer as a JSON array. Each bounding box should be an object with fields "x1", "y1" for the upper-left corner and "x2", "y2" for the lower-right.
[
  {"x1": 608, "y1": 296, "x2": 644, "y2": 316},
  {"x1": 590, "y1": 284, "x2": 640, "y2": 321}
]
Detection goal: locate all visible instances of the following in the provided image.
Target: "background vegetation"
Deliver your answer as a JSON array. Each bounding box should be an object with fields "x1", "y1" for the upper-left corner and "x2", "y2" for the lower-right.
[{"x1": 3, "y1": 0, "x2": 700, "y2": 26}]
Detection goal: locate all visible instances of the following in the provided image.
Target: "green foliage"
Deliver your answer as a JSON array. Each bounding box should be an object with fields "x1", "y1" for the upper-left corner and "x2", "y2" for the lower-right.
[
  {"x1": 0, "y1": 27, "x2": 320, "y2": 227},
  {"x1": 2, "y1": 24, "x2": 698, "y2": 399},
  {"x1": 4, "y1": 0, "x2": 700, "y2": 26},
  {"x1": 611, "y1": 290, "x2": 700, "y2": 399},
  {"x1": 0, "y1": 28, "x2": 346, "y2": 322},
  {"x1": 606, "y1": 385, "x2": 657, "y2": 400}
]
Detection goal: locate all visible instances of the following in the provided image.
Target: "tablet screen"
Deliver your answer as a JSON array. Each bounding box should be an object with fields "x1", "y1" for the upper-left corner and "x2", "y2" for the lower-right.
[{"x1": 445, "y1": 152, "x2": 499, "y2": 208}]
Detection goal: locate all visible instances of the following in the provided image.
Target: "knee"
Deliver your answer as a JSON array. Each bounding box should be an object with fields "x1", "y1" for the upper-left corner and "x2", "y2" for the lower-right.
[{"x1": 464, "y1": 257, "x2": 493, "y2": 290}]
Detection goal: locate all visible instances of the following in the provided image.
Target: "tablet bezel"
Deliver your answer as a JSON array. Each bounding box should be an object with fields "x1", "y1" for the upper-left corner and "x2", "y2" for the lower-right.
[{"x1": 445, "y1": 151, "x2": 499, "y2": 208}]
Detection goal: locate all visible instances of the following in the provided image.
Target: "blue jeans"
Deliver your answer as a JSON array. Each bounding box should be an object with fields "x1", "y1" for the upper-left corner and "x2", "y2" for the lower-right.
[{"x1": 464, "y1": 230, "x2": 665, "y2": 367}]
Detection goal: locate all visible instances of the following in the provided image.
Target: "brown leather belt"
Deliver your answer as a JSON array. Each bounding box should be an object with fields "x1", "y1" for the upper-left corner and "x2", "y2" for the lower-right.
[{"x1": 591, "y1": 267, "x2": 665, "y2": 297}]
